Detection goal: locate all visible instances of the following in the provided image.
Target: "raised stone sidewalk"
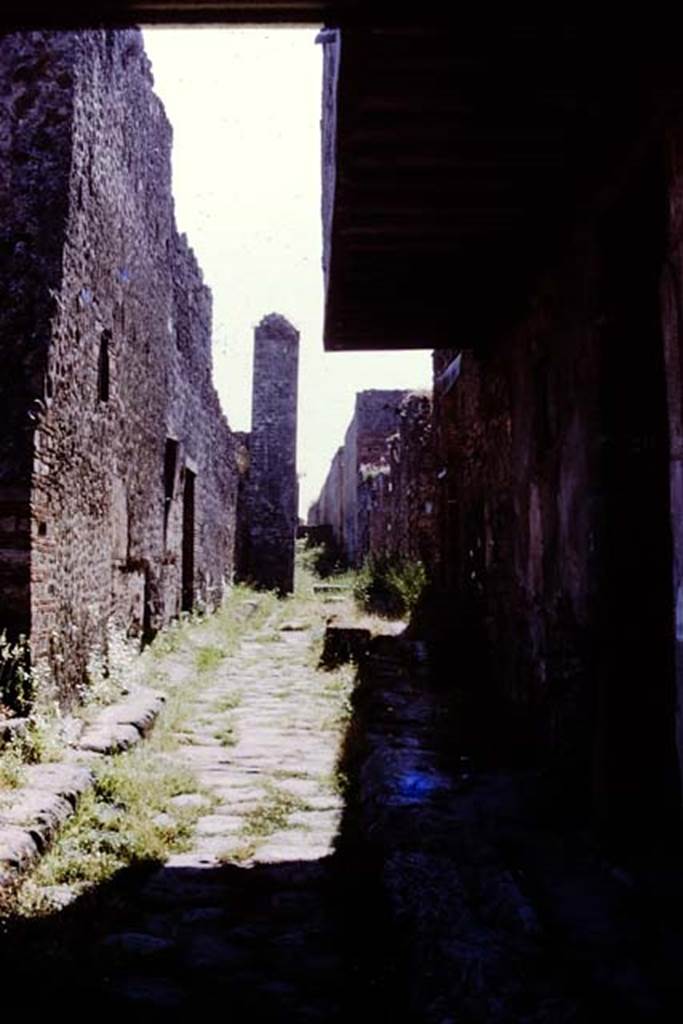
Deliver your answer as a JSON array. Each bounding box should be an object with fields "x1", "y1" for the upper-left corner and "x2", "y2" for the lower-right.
[{"x1": 0, "y1": 686, "x2": 165, "y2": 894}]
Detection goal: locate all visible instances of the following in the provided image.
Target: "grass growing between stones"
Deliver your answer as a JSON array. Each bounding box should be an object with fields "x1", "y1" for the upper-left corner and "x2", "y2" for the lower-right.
[
  {"x1": 147, "y1": 584, "x2": 277, "y2": 665},
  {"x1": 2, "y1": 553, "x2": 385, "y2": 912},
  {"x1": 12, "y1": 745, "x2": 205, "y2": 915},
  {"x1": 0, "y1": 741, "x2": 25, "y2": 789},
  {"x1": 241, "y1": 783, "x2": 309, "y2": 838},
  {"x1": 214, "y1": 721, "x2": 238, "y2": 747},
  {"x1": 2, "y1": 583, "x2": 276, "y2": 915},
  {"x1": 0, "y1": 709, "x2": 70, "y2": 792},
  {"x1": 219, "y1": 783, "x2": 309, "y2": 864},
  {"x1": 209, "y1": 549, "x2": 374, "y2": 869},
  {"x1": 195, "y1": 644, "x2": 227, "y2": 673},
  {"x1": 213, "y1": 690, "x2": 242, "y2": 713}
]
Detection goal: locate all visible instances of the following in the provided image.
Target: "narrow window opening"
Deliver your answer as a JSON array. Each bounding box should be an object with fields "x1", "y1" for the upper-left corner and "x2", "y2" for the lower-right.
[{"x1": 98, "y1": 329, "x2": 111, "y2": 402}]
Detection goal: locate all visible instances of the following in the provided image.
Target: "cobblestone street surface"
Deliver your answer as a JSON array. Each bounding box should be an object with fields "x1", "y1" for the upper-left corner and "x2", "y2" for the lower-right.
[
  {"x1": 6, "y1": 580, "x2": 681, "y2": 1023},
  {"x1": 0, "y1": 584, "x2": 388, "y2": 1020},
  {"x1": 100, "y1": 624, "x2": 349, "y2": 1015}
]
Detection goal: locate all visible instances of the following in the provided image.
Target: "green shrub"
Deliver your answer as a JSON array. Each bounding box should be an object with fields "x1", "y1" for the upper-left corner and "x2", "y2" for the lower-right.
[
  {"x1": 300, "y1": 541, "x2": 346, "y2": 579},
  {"x1": 353, "y1": 554, "x2": 427, "y2": 619},
  {"x1": 0, "y1": 632, "x2": 34, "y2": 716}
]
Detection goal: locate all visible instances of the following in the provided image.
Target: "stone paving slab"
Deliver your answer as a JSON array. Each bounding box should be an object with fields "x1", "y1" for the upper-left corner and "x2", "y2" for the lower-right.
[
  {"x1": 256, "y1": 835, "x2": 336, "y2": 863},
  {"x1": 191, "y1": 835, "x2": 243, "y2": 857},
  {"x1": 67, "y1": 607, "x2": 356, "y2": 1014},
  {"x1": 169, "y1": 793, "x2": 211, "y2": 811},
  {"x1": 77, "y1": 688, "x2": 166, "y2": 754},
  {"x1": 195, "y1": 814, "x2": 245, "y2": 835},
  {"x1": 2, "y1": 598, "x2": 361, "y2": 1019}
]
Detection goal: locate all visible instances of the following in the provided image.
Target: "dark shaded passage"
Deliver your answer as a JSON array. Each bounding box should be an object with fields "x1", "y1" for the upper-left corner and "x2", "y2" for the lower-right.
[
  {"x1": 335, "y1": 632, "x2": 683, "y2": 1023},
  {"x1": 595, "y1": 153, "x2": 681, "y2": 844},
  {"x1": 0, "y1": 852, "x2": 387, "y2": 1019}
]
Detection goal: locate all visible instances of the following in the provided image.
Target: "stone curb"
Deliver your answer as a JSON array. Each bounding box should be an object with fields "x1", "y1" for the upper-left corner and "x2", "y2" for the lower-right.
[
  {"x1": 77, "y1": 688, "x2": 166, "y2": 754},
  {"x1": 0, "y1": 687, "x2": 166, "y2": 897},
  {"x1": 0, "y1": 763, "x2": 92, "y2": 891}
]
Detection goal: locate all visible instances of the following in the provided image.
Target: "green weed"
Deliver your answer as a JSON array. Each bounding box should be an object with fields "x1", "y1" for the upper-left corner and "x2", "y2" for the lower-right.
[
  {"x1": 0, "y1": 632, "x2": 34, "y2": 716},
  {"x1": 353, "y1": 554, "x2": 427, "y2": 618},
  {"x1": 214, "y1": 722, "x2": 238, "y2": 747},
  {"x1": 195, "y1": 645, "x2": 226, "y2": 673},
  {"x1": 213, "y1": 691, "x2": 242, "y2": 712},
  {"x1": 0, "y1": 741, "x2": 25, "y2": 790},
  {"x1": 240, "y1": 783, "x2": 307, "y2": 839},
  {"x1": 14, "y1": 745, "x2": 205, "y2": 909}
]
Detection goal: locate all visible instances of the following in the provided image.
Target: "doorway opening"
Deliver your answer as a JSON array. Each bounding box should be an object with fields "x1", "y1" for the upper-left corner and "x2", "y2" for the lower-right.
[
  {"x1": 181, "y1": 467, "x2": 196, "y2": 613},
  {"x1": 163, "y1": 438, "x2": 178, "y2": 545}
]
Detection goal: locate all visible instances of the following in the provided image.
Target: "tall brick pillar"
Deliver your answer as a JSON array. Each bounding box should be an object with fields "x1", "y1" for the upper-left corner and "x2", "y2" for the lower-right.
[{"x1": 247, "y1": 313, "x2": 299, "y2": 594}]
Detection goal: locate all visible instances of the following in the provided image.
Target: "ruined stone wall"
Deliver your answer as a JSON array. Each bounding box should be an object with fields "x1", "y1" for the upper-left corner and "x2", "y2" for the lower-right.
[
  {"x1": 0, "y1": 30, "x2": 237, "y2": 703},
  {"x1": 432, "y1": 174, "x2": 682, "y2": 837},
  {"x1": 232, "y1": 431, "x2": 251, "y2": 583},
  {"x1": 0, "y1": 33, "x2": 77, "y2": 639},
  {"x1": 310, "y1": 391, "x2": 400, "y2": 565},
  {"x1": 308, "y1": 446, "x2": 345, "y2": 554},
  {"x1": 340, "y1": 411, "x2": 358, "y2": 564},
  {"x1": 363, "y1": 392, "x2": 436, "y2": 567},
  {"x1": 310, "y1": 389, "x2": 435, "y2": 569},
  {"x1": 432, "y1": 325, "x2": 600, "y2": 770},
  {"x1": 241, "y1": 314, "x2": 299, "y2": 595}
]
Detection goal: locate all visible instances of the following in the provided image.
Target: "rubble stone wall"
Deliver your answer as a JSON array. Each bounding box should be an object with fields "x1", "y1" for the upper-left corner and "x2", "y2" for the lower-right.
[
  {"x1": 240, "y1": 314, "x2": 299, "y2": 595},
  {"x1": 0, "y1": 33, "x2": 78, "y2": 640},
  {"x1": 308, "y1": 446, "x2": 345, "y2": 555},
  {"x1": 363, "y1": 392, "x2": 436, "y2": 567},
  {"x1": 310, "y1": 389, "x2": 436, "y2": 569},
  {"x1": 0, "y1": 30, "x2": 237, "y2": 703}
]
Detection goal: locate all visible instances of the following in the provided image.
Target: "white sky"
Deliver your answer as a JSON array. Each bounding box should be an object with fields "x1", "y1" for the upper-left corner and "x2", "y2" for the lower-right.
[{"x1": 142, "y1": 27, "x2": 433, "y2": 516}]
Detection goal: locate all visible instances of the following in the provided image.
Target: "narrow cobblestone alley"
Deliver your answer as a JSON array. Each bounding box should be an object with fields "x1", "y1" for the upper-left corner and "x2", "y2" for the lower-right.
[{"x1": 0, "y1": 575, "x2": 396, "y2": 1019}]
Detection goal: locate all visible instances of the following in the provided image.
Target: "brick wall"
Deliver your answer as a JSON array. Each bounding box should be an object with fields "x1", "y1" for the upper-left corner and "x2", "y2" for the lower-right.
[
  {"x1": 0, "y1": 30, "x2": 238, "y2": 703},
  {"x1": 240, "y1": 313, "x2": 299, "y2": 595}
]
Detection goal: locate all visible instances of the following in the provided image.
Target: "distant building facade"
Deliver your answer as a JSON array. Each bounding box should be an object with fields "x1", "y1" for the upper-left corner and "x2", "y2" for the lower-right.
[{"x1": 309, "y1": 390, "x2": 436, "y2": 569}]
